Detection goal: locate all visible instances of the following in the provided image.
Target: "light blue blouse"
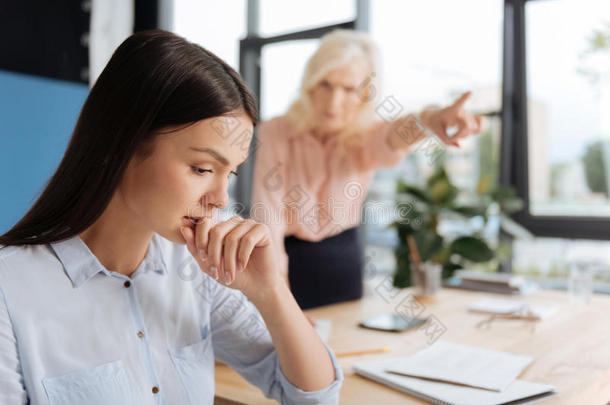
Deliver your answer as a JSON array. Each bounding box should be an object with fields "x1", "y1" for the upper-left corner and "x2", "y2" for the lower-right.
[{"x1": 0, "y1": 233, "x2": 343, "y2": 404}]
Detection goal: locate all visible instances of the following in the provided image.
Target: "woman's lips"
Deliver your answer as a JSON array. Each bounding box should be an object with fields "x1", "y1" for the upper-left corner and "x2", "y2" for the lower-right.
[{"x1": 182, "y1": 216, "x2": 203, "y2": 225}]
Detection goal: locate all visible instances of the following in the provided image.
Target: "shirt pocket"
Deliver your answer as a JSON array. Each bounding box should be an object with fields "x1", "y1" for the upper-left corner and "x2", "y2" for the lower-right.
[
  {"x1": 42, "y1": 360, "x2": 140, "y2": 405},
  {"x1": 168, "y1": 323, "x2": 214, "y2": 405}
]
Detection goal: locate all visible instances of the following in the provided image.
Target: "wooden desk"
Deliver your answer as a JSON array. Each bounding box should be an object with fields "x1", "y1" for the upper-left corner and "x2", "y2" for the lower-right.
[{"x1": 214, "y1": 288, "x2": 610, "y2": 404}]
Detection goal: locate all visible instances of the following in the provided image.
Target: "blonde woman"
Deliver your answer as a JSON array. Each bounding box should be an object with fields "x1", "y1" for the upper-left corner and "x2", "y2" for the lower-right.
[{"x1": 251, "y1": 29, "x2": 483, "y2": 310}]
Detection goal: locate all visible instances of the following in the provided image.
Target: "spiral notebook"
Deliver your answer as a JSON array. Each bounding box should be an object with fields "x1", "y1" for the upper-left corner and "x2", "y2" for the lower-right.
[{"x1": 354, "y1": 354, "x2": 557, "y2": 405}]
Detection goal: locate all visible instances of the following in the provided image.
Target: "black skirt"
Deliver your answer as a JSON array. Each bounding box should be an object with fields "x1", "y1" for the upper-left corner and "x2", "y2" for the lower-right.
[{"x1": 285, "y1": 227, "x2": 363, "y2": 309}]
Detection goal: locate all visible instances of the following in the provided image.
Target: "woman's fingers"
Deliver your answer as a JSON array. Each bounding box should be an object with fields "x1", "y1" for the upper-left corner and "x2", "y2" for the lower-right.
[
  {"x1": 207, "y1": 216, "x2": 244, "y2": 284},
  {"x1": 183, "y1": 215, "x2": 272, "y2": 286},
  {"x1": 237, "y1": 223, "x2": 268, "y2": 272},
  {"x1": 431, "y1": 90, "x2": 482, "y2": 146},
  {"x1": 433, "y1": 122, "x2": 459, "y2": 147},
  {"x1": 219, "y1": 219, "x2": 269, "y2": 285},
  {"x1": 180, "y1": 226, "x2": 217, "y2": 279},
  {"x1": 222, "y1": 219, "x2": 256, "y2": 284},
  {"x1": 453, "y1": 112, "x2": 482, "y2": 140},
  {"x1": 180, "y1": 226, "x2": 196, "y2": 252},
  {"x1": 475, "y1": 115, "x2": 484, "y2": 132},
  {"x1": 450, "y1": 91, "x2": 472, "y2": 110},
  {"x1": 194, "y1": 217, "x2": 214, "y2": 260},
  {"x1": 452, "y1": 115, "x2": 471, "y2": 140}
]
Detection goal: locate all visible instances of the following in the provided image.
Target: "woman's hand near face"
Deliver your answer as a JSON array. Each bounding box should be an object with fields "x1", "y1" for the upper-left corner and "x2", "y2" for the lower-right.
[
  {"x1": 180, "y1": 217, "x2": 336, "y2": 391},
  {"x1": 180, "y1": 216, "x2": 281, "y2": 301},
  {"x1": 420, "y1": 91, "x2": 484, "y2": 147}
]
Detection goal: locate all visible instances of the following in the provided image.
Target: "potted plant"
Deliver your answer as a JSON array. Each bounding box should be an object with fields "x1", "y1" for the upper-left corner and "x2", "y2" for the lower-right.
[{"x1": 391, "y1": 164, "x2": 525, "y2": 288}]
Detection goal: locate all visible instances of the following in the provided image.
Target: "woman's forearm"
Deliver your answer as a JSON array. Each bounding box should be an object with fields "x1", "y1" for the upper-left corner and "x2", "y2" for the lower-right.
[
  {"x1": 386, "y1": 113, "x2": 429, "y2": 151},
  {"x1": 248, "y1": 281, "x2": 336, "y2": 391}
]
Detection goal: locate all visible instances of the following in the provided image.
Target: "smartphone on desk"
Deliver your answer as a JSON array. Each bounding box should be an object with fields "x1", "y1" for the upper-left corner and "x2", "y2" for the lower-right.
[{"x1": 359, "y1": 314, "x2": 427, "y2": 333}]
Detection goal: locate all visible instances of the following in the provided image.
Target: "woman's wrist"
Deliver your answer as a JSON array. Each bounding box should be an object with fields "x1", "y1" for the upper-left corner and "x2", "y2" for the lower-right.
[
  {"x1": 246, "y1": 275, "x2": 290, "y2": 311},
  {"x1": 387, "y1": 113, "x2": 428, "y2": 150},
  {"x1": 419, "y1": 105, "x2": 440, "y2": 129}
]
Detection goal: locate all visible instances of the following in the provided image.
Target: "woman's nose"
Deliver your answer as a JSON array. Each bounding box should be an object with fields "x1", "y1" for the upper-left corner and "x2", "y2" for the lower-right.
[
  {"x1": 202, "y1": 178, "x2": 230, "y2": 211},
  {"x1": 329, "y1": 89, "x2": 343, "y2": 107}
]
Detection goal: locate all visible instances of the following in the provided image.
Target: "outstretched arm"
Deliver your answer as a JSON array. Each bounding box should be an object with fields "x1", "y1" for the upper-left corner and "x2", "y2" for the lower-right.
[{"x1": 387, "y1": 91, "x2": 484, "y2": 151}]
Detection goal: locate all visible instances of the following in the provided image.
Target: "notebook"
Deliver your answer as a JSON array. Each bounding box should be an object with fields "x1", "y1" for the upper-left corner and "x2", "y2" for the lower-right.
[
  {"x1": 443, "y1": 270, "x2": 538, "y2": 295},
  {"x1": 354, "y1": 356, "x2": 557, "y2": 405},
  {"x1": 385, "y1": 341, "x2": 533, "y2": 392}
]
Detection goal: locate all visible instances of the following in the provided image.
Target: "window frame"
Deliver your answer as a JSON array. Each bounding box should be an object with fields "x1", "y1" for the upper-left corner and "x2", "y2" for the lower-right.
[{"x1": 501, "y1": 0, "x2": 610, "y2": 240}]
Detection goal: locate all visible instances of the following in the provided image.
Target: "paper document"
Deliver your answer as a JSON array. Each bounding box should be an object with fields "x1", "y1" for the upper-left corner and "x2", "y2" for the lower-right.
[
  {"x1": 314, "y1": 318, "x2": 332, "y2": 343},
  {"x1": 386, "y1": 340, "x2": 532, "y2": 392},
  {"x1": 354, "y1": 356, "x2": 557, "y2": 405}
]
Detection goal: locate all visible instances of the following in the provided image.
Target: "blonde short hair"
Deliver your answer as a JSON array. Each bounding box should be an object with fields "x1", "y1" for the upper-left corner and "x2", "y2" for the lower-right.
[{"x1": 284, "y1": 29, "x2": 382, "y2": 147}]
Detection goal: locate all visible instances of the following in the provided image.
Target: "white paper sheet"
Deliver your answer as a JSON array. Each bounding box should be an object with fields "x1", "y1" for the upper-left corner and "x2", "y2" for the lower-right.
[
  {"x1": 355, "y1": 356, "x2": 557, "y2": 405},
  {"x1": 386, "y1": 340, "x2": 533, "y2": 392},
  {"x1": 314, "y1": 318, "x2": 332, "y2": 343}
]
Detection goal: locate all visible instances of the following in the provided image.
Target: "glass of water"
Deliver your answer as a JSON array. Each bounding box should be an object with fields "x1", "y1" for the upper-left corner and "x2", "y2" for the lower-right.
[{"x1": 568, "y1": 262, "x2": 594, "y2": 304}]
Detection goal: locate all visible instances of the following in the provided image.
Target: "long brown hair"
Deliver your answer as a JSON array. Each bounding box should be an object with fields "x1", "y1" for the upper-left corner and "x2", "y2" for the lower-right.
[{"x1": 0, "y1": 30, "x2": 257, "y2": 246}]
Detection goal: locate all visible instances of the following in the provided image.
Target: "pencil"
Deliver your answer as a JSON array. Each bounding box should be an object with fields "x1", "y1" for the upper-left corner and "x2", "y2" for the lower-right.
[{"x1": 336, "y1": 346, "x2": 391, "y2": 357}]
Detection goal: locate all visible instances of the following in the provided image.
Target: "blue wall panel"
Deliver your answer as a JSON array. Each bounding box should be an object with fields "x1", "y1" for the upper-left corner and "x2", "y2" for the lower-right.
[{"x1": 0, "y1": 70, "x2": 89, "y2": 233}]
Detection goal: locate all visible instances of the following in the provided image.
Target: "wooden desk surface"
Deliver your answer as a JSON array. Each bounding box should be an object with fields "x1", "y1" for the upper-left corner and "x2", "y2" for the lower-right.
[{"x1": 214, "y1": 287, "x2": 610, "y2": 405}]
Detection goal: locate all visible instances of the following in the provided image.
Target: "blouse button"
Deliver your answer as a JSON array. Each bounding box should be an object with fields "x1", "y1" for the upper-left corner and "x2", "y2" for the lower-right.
[
  {"x1": 124, "y1": 280, "x2": 131, "y2": 288},
  {"x1": 152, "y1": 386, "x2": 159, "y2": 394},
  {"x1": 137, "y1": 331, "x2": 144, "y2": 338}
]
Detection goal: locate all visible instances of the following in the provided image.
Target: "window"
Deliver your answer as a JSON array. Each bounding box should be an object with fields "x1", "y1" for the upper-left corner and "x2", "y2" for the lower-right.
[
  {"x1": 512, "y1": 237, "x2": 610, "y2": 294},
  {"x1": 363, "y1": 0, "x2": 504, "y2": 274},
  {"x1": 526, "y1": 0, "x2": 610, "y2": 217},
  {"x1": 173, "y1": 0, "x2": 246, "y2": 69},
  {"x1": 261, "y1": 40, "x2": 319, "y2": 120},
  {"x1": 259, "y1": 0, "x2": 355, "y2": 36}
]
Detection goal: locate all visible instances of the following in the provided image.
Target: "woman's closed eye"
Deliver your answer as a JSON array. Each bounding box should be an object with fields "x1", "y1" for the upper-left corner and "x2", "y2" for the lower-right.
[
  {"x1": 191, "y1": 166, "x2": 238, "y2": 178},
  {"x1": 192, "y1": 166, "x2": 212, "y2": 175}
]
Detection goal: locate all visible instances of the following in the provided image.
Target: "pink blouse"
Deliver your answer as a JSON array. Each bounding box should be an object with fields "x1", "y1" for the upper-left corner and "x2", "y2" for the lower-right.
[{"x1": 250, "y1": 115, "x2": 409, "y2": 277}]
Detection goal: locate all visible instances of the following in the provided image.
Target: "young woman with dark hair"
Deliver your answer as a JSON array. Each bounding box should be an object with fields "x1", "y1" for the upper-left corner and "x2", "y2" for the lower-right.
[{"x1": 0, "y1": 30, "x2": 341, "y2": 404}]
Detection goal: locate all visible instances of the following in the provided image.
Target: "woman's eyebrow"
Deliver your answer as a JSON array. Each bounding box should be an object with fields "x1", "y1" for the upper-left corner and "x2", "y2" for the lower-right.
[{"x1": 189, "y1": 147, "x2": 229, "y2": 166}]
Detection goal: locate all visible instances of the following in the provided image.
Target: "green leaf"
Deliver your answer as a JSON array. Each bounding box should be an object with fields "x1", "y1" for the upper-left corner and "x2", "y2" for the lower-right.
[
  {"x1": 396, "y1": 181, "x2": 431, "y2": 203},
  {"x1": 390, "y1": 222, "x2": 416, "y2": 241},
  {"x1": 499, "y1": 198, "x2": 524, "y2": 214},
  {"x1": 392, "y1": 202, "x2": 428, "y2": 232},
  {"x1": 435, "y1": 244, "x2": 452, "y2": 266},
  {"x1": 490, "y1": 184, "x2": 517, "y2": 202},
  {"x1": 412, "y1": 229, "x2": 444, "y2": 262},
  {"x1": 442, "y1": 262, "x2": 462, "y2": 279},
  {"x1": 487, "y1": 184, "x2": 524, "y2": 214},
  {"x1": 430, "y1": 179, "x2": 457, "y2": 203},
  {"x1": 449, "y1": 236, "x2": 494, "y2": 262},
  {"x1": 476, "y1": 175, "x2": 493, "y2": 195},
  {"x1": 449, "y1": 204, "x2": 487, "y2": 217},
  {"x1": 426, "y1": 166, "x2": 449, "y2": 188},
  {"x1": 393, "y1": 245, "x2": 412, "y2": 288},
  {"x1": 425, "y1": 167, "x2": 458, "y2": 205}
]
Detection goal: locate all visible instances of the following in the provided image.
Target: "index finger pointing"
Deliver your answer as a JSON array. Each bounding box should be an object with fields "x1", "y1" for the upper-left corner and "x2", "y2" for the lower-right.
[{"x1": 451, "y1": 91, "x2": 472, "y2": 110}]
